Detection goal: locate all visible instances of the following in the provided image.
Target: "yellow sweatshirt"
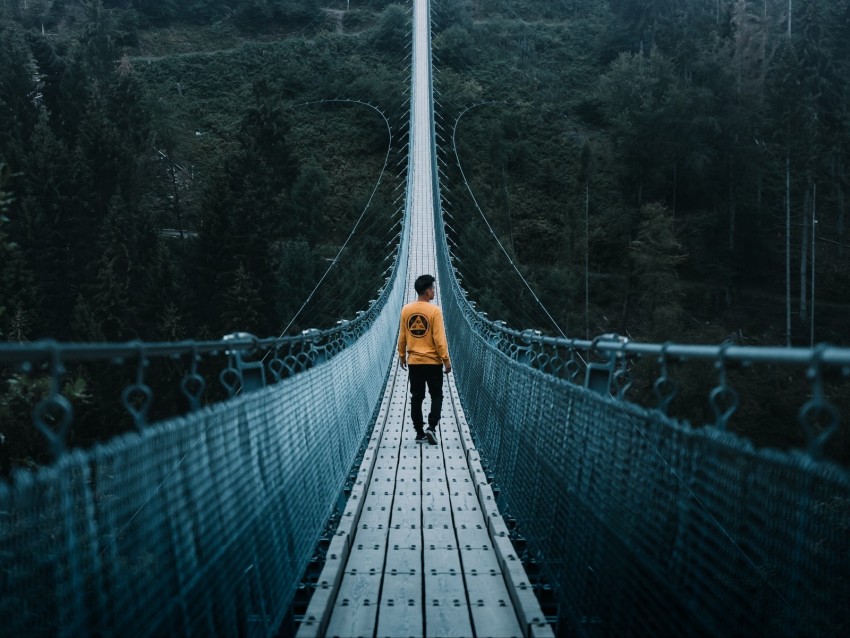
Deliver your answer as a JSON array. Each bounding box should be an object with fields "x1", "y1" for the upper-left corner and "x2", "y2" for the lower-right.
[{"x1": 397, "y1": 301, "x2": 451, "y2": 366}]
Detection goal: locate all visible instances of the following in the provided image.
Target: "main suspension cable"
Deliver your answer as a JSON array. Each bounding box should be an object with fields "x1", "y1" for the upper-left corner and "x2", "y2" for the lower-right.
[
  {"x1": 276, "y1": 99, "x2": 397, "y2": 338},
  {"x1": 448, "y1": 102, "x2": 569, "y2": 339}
]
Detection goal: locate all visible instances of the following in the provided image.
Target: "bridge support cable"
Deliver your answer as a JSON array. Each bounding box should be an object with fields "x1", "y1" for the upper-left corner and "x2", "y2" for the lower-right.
[
  {"x1": 274, "y1": 100, "x2": 397, "y2": 337},
  {"x1": 297, "y1": 1, "x2": 553, "y2": 636},
  {"x1": 445, "y1": 101, "x2": 569, "y2": 341}
]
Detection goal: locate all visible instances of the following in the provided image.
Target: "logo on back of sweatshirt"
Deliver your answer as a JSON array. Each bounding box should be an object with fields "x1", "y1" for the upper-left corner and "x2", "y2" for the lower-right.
[{"x1": 408, "y1": 314, "x2": 429, "y2": 337}]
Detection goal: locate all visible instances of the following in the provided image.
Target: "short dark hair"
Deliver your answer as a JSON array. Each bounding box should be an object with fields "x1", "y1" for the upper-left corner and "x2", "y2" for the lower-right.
[{"x1": 414, "y1": 274, "x2": 435, "y2": 295}]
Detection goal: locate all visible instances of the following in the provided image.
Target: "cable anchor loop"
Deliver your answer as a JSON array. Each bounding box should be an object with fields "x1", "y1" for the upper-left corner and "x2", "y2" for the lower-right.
[
  {"x1": 798, "y1": 344, "x2": 841, "y2": 459},
  {"x1": 612, "y1": 338, "x2": 633, "y2": 400},
  {"x1": 709, "y1": 343, "x2": 739, "y2": 430},
  {"x1": 180, "y1": 344, "x2": 205, "y2": 412},
  {"x1": 122, "y1": 342, "x2": 153, "y2": 432},
  {"x1": 32, "y1": 342, "x2": 73, "y2": 458}
]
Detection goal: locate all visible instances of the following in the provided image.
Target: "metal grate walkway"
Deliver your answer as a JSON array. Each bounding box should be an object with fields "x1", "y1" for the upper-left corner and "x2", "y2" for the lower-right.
[{"x1": 296, "y1": 358, "x2": 553, "y2": 638}]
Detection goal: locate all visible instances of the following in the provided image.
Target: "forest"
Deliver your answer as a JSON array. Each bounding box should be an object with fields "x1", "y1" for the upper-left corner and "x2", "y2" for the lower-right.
[
  {"x1": 1, "y1": 0, "x2": 849, "y2": 471},
  {"x1": 438, "y1": 0, "x2": 850, "y2": 349}
]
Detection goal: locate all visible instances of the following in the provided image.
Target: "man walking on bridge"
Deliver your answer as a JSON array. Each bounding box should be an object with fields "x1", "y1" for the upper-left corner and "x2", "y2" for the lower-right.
[{"x1": 398, "y1": 274, "x2": 452, "y2": 445}]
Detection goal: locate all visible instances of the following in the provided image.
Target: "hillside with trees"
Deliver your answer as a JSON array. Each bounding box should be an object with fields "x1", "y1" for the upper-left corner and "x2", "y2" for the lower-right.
[
  {"x1": 0, "y1": 0, "x2": 407, "y2": 470},
  {"x1": 1, "y1": 0, "x2": 849, "y2": 470},
  {"x1": 435, "y1": 0, "x2": 850, "y2": 350}
]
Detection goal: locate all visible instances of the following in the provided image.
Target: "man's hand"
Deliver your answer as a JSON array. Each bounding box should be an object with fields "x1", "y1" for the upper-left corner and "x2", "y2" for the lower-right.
[
  {"x1": 399, "y1": 357, "x2": 407, "y2": 370},
  {"x1": 444, "y1": 362, "x2": 452, "y2": 374}
]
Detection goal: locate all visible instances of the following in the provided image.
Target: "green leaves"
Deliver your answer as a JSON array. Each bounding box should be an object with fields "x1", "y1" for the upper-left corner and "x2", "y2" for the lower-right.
[
  {"x1": 372, "y1": 4, "x2": 408, "y2": 52},
  {"x1": 62, "y1": 377, "x2": 90, "y2": 403},
  {"x1": 434, "y1": 26, "x2": 473, "y2": 70}
]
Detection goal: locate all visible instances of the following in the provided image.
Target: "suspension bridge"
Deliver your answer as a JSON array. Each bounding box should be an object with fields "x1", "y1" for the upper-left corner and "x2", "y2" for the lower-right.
[{"x1": 2, "y1": 1, "x2": 850, "y2": 636}]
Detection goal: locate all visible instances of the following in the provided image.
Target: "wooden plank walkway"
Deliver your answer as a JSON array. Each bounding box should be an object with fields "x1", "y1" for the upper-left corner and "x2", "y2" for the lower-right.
[{"x1": 297, "y1": 358, "x2": 553, "y2": 637}]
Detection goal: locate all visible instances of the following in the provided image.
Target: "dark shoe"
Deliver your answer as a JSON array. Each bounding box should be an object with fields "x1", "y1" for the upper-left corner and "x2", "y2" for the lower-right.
[
  {"x1": 425, "y1": 429, "x2": 438, "y2": 445},
  {"x1": 415, "y1": 432, "x2": 428, "y2": 443}
]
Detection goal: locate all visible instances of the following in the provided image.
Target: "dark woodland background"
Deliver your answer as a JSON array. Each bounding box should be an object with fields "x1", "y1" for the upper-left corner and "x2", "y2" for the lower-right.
[{"x1": 1, "y1": 0, "x2": 849, "y2": 471}]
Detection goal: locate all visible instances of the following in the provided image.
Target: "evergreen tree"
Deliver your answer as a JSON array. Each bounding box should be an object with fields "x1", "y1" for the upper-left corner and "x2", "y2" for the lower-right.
[
  {"x1": 628, "y1": 202, "x2": 685, "y2": 339},
  {"x1": 0, "y1": 241, "x2": 41, "y2": 342},
  {"x1": 25, "y1": 29, "x2": 65, "y2": 89},
  {"x1": 74, "y1": 85, "x2": 135, "y2": 219},
  {"x1": 110, "y1": 56, "x2": 152, "y2": 154},
  {"x1": 730, "y1": 0, "x2": 776, "y2": 99},
  {"x1": 140, "y1": 240, "x2": 184, "y2": 340},
  {"x1": 239, "y1": 79, "x2": 298, "y2": 194},
  {"x1": 71, "y1": 293, "x2": 106, "y2": 342},
  {"x1": 190, "y1": 167, "x2": 238, "y2": 335},
  {"x1": 97, "y1": 193, "x2": 167, "y2": 336},
  {"x1": 188, "y1": 0, "x2": 231, "y2": 24},
  {"x1": 220, "y1": 263, "x2": 264, "y2": 334},
  {"x1": 0, "y1": 24, "x2": 40, "y2": 165},
  {"x1": 797, "y1": 0, "x2": 850, "y2": 204},
  {"x1": 80, "y1": 0, "x2": 118, "y2": 86},
  {"x1": 597, "y1": 46, "x2": 679, "y2": 207},
  {"x1": 608, "y1": 0, "x2": 676, "y2": 51},
  {"x1": 16, "y1": 113, "x2": 80, "y2": 336},
  {"x1": 433, "y1": 0, "x2": 472, "y2": 34},
  {"x1": 90, "y1": 253, "x2": 132, "y2": 340},
  {"x1": 270, "y1": 0, "x2": 320, "y2": 25},
  {"x1": 12, "y1": 0, "x2": 55, "y2": 29},
  {"x1": 0, "y1": 161, "x2": 24, "y2": 339},
  {"x1": 289, "y1": 163, "x2": 328, "y2": 247},
  {"x1": 275, "y1": 238, "x2": 321, "y2": 333},
  {"x1": 50, "y1": 50, "x2": 91, "y2": 143},
  {"x1": 218, "y1": 79, "x2": 303, "y2": 333}
]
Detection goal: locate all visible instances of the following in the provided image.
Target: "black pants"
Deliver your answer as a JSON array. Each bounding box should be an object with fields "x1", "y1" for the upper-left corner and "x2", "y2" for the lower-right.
[{"x1": 408, "y1": 364, "x2": 443, "y2": 432}]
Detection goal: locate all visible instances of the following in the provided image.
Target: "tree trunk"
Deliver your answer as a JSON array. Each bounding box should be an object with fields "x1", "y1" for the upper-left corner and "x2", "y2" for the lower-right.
[
  {"x1": 728, "y1": 153, "x2": 736, "y2": 250},
  {"x1": 585, "y1": 183, "x2": 589, "y2": 339},
  {"x1": 787, "y1": 0, "x2": 793, "y2": 37},
  {"x1": 671, "y1": 161, "x2": 677, "y2": 229},
  {"x1": 810, "y1": 183, "x2": 816, "y2": 346},
  {"x1": 167, "y1": 151, "x2": 185, "y2": 255},
  {"x1": 838, "y1": 155, "x2": 846, "y2": 258},
  {"x1": 760, "y1": 1, "x2": 769, "y2": 90},
  {"x1": 785, "y1": 153, "x2": 791, "y2": 347},
  {"x1": 800, "y1": 185, "x2": 808, "y2": 317}
]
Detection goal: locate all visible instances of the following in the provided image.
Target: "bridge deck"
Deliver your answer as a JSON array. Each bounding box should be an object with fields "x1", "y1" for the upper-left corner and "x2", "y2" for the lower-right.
[
  {"x1": 298, "y1": 2, "x2": 552, "y2": 634},
  {"x1": 297, "y1": 360, "x2": 551, "y2": 637}
]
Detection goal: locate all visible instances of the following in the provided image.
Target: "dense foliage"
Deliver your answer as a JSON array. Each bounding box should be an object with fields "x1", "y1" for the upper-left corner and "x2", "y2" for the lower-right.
[
  {"x1": 0, "y1": 0, "x2": 406, "y2": 471},
  {"x1": 1, "y1": 0, "x2": 848, "y2": 469},
  {"x1": 432, "y1": 0, "x2": 849, "y2": 463},
  {"x1": 436, "y1": 0, "x2": 850, "y2": 350}
]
